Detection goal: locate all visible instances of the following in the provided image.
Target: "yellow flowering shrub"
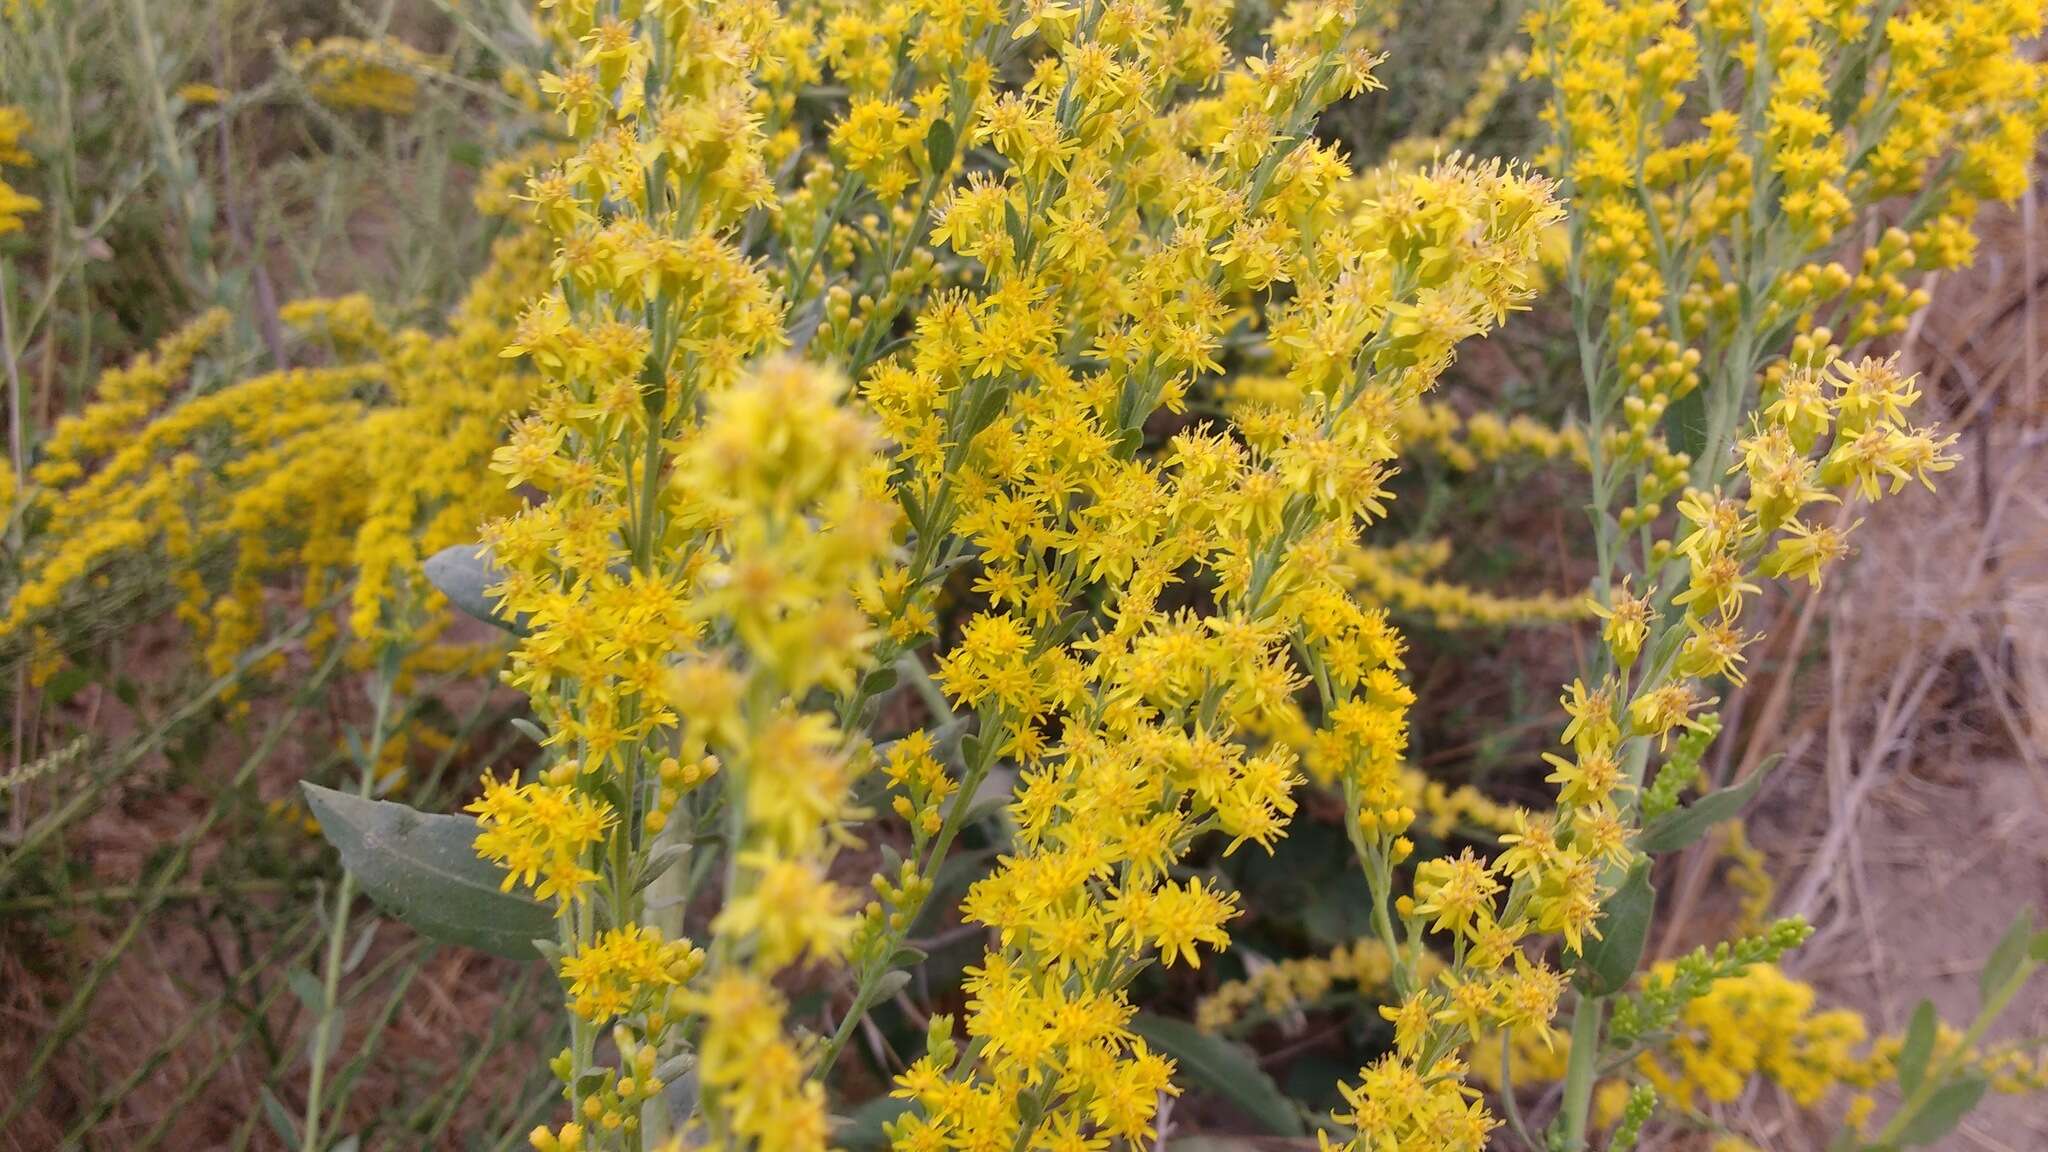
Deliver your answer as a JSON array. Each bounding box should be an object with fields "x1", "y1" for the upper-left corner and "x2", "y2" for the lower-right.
[
  {"x1": 2, "y1": 226, "x2": 541, "y2": 677},
  {"x1": 5, "y1": 0, "x2": 2046, "y2": 1150}
]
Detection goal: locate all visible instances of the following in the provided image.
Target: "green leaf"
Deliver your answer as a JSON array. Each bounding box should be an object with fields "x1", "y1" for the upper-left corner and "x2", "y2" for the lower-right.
[
  {"x1": 1575, "y1": 861, "x2": 1655, "y2": 996},
  {"x1": 925, "y1": 118, "x2": 956, "y2": 176},
  {"x1": 287, "y1": 967, "x2": 325, "y2": 1014},
  {"x1": 653, "y1": 1056, "x2": 699, "y2": 1132},
  {"x1": 861, "y1": 666, "x2": 900, "y2": 698},
  {"x1": 1664, "y1": 384, "x2": 1708, "y2": 463},
  {"x1": 788, "y1": 296, "x2": 825, "y2": 354},
  {"x1": 41, "y1": 663, "x2": 93, "y2": 706},
  {"x1": 302, "y1": 783, "x2": 552, "y2": 959},
  {"x1": 836, "y1": 1095, "x2": 912, "y2": 1151},
  {"x1": 1004, "y1": 198, "x2": 1029, "y2": 262},
  {"x1": 633, "y1": 842, "x2": 689, "y2": 893},
  {"x1": 422, "y1": 544, "x2": 526, "y2": 634},
  {"x1": 1980, "y1": 907, "x2": 2036, "y2": 1004},
  {"x1": 872, "y1": 969, "x2": 914, "y2": 1002},
  {"x1": 1896, "y1": 1075, "x2": 1987, "y2": 1147},
  {"x1": 1128, "y1": 1013, "x2": 1304, "y2": 1136},
  {"x1": 1897, "y1": 999, "x2": 1937, "y2": 1097},
  {"x1": 1637, "y1": 758, "x2": 1777, "y2": 855},
  {"x1": 259, "y1": 1085, "x2": 300, "y2": 1146},
  {"x1": 343, "y1": 920, "x2": 380, "y2": 974}
]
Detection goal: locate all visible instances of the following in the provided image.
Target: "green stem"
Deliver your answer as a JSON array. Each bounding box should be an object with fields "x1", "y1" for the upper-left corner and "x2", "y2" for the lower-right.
[
  {"x1": 1558, "y1": 993, "x2": 1607, "y2": 1152},
  {"x1": 812, "y1": 721, "x2": 1000, "y2": 1078},
  {"x1": 300, "y1": 646, "x2": 402, "y2": 1152}
]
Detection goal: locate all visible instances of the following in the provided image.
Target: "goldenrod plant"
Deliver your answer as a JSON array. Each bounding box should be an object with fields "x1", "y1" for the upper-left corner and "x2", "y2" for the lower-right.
[{"x1": 2, "y1": 0, "x2": 2044, "y2": 1150}]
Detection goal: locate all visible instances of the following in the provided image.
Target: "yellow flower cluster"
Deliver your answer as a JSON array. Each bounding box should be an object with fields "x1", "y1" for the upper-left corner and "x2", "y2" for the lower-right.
[
  {"x1": 21, "y1": 0, "x2": 2027, "y2": 1148},
  {"x1": 1643, "y1": 963, "x2": 1881, "y2": 1110},
  {"x1": 1395, "y1": 400, "x2": 1587, "y2": 474},
  {"x1": 1319, "y1": 3, "x2": 2048, "y2": 1143},
  {"x1": 1348, "y1": 540, "x2": 1587, "y2": 629},
  {"x1": 558, "y1": 925, "x2": 705, "y2": 1024},
  {"x1": 855, "y1": 8, "x2": 1562, "y2": 1145},
  {"x1": 1483, "y1": 954, "x2": 2047, "y2": 1142},
  {"x1": 1310, "y1": 0, "x2": 2031, "y2": 1115},
  {"x1": 288, "y1": 36, "x2": 449, "y2": 117},
  {"x1": 1526, "y1": 0, "x2": 2043, "y2": 534},
  {"x1": 471, "y1": 3, "x2": 912, "y2": 1149},
  {"x1": 1195, "y1": 937, "x2": 1427, "y2": 1034},
  {"x1": 3, "y1": 226, "x2": 542, "y2": 678},
  {"x1": 471, "y1": 772, "x2": 615, "y2": 905},
  {"x1": 1222, "y1": 380, "x2": 1592, "y2": 629},
  {"x1": 1646, "y1": 963, "x2": 2046, "y2": 1120},
  {"x1": 1369, "y1": 345, "x2": 1959, "y2": 1150},
  {"x1": 0, "y1": 105, "x2": 36, "y2": 235}
]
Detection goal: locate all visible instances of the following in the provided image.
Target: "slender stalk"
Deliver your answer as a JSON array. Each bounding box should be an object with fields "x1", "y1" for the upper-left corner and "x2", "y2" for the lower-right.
[
  {"x1": 2, "y1": 257, "x2": 28, "y2": 841},
  {"x1": 1867, "y1": 958, "x2": 2037, "y2": 1149},
  {"x1": 1557, "y1": 993, "x2": 1606, "y2": 1152},
  {"x1": 300, "y1": 646, "x2": 403, "y2": 1152}
]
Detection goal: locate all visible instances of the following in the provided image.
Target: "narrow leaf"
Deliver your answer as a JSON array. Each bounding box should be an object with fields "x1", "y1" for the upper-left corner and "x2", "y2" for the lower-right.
[
  {"x1": 343, "y1": 920, "x2": 380, "y2": 975},
  {"x1": 837, "y1": 1095, "x2": 912, "y2": 1151},
  {"x1": 1638, "y1": 758, "x2": 1777, "y2": 855},
  {"x1": 861, "y1": 666, "x2": 900, "y2": 698},
  {"x1": 1897, "y1": 1076, "x2": 1987, "y2": 1147},
  {"x1": 1897, "y1": 999, "x2": 1936, "y2": 1097},
  {"x1": 259, "y1": 1085, "x2": 300, "y2": 1146},
  {"x1": 287, "y1": 967, "x2": 325, "y2": 1015},
  {"x1": 1575, "y1": 861, "x2": 1655, "y2": 996},
  {"x1": 1004, "y1": 199, "x2": 1029, "y2": 262},
  {"x1": 925, "y1": 118, "x2": 956, "y2": 175},
  {"x1": 302, "y1": 783, "x2": 552, "y2": 959},
  {"x1": 1128, "y1": 1013, "x2": 1304, "y2": 1136},
  {"x1": 1979, "y1": 908, "x2": 2035, "y2": 1003},
  {"x1": 633, "y1": 842, "x2": 689, "y2": 893},
  {"x1": 788, "y1": 296, "x2": 825, "y2": 355},
  {"x1": 422, "y1": 544, "x2": 526, "y2": 634},
  {"x1": 872, "y1": 969, "x2": 913, "y2": 1002}
]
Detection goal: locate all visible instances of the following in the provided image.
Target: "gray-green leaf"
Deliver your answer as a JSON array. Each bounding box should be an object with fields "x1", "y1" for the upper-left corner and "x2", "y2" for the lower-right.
[
  {"x1": 1980, "y1": 908, "x2": 2036, "y2": 1004},
  {"x1": 1637, "y1": 758, "x2": 1777, "y2": 855},
  {"x1": 1896, "y1": 1075, "x2": 1987, "y2": 1147},
  {"x1": 1575, "y1": 861, "x2": 1655, "y2": 996},
  {"x1": 422, "y1": 544, "x2": 526, "y2": 634},
  {"x1": 1897, "y1": 999, "x2": 1936, "y2": 1097},
  {"x1": 1128, "y1": 1013, "x2": 1304, "y2": 1136},
  {"x1": 925, "y1": 118, "x2": 956, "y2": 175},
  {"x1": 302, "y1": 783, "x2": 552, "y2": 959},
  {"x1": 836, "y1": 1095, "x2": 912, "y2": 1151},
  {"x1": 259, "y1": 1085, "x2": 300, "y2": 1146}
]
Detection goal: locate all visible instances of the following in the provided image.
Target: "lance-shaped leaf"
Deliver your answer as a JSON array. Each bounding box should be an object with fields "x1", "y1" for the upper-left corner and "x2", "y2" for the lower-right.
[
  {"x1": 1575, "y1": 860, "x2": 1655, "y2": 997},
  {"x1": 1637, "y1": 756, "x2": 1779, "y2": 855},
  {"x1": 303, "y1": 782, "x2": 551, "y2": 959},
  {"x1": 1129, "y1": 1013, "x2": 1305, "y2": 1136},
  {"x1": 422, "y1": 544, "x2": 526, "y2": 634}
]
